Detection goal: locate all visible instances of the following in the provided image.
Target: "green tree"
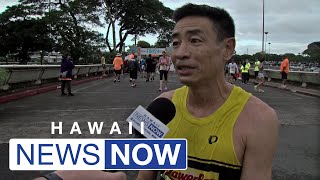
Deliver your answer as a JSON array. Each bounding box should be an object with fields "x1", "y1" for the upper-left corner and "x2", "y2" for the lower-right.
[
  {"x1": 0, "y1": 5, "x2": 53, "y2": 64},
  {"x1": 3, "y1": 0, "x2": 105, "y2": 64},
  {"x1": 154, "y1": 19, "x2": 174, "y2": 48},
  {"x1": 303, "y1": 42, "x2": 320, "y2": 62},
  {"x1": 101, "y1": 0, "x2": 174, "y2": 53},
  {"x1": 137, "y1": 40, "x2": 151, "y2": 48}
]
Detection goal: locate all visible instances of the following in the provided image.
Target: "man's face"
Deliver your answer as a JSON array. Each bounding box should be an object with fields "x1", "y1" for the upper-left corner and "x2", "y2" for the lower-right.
[{"x1": 171, "y1": 16, "x2": 225, "y2": 86}]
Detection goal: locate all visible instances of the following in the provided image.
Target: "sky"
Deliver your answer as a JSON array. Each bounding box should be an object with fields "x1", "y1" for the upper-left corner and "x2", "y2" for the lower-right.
[{"x1": 1, "y1": 0, "x2": 319, "y2": 55}]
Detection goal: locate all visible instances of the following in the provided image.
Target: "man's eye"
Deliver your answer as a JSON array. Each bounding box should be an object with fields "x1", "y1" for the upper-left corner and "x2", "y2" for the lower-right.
[
  {"x1": 191, "y1": 38, "x2": 201, "y2": 43},
  {"x1": 172, "y1": 41, "x2": 180, "y2": 47}
]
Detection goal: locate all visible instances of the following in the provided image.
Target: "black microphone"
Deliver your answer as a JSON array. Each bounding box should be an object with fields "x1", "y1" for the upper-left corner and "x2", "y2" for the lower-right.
[{"x1": 133, "y1": 97, "x2": 176, "y2": 138}]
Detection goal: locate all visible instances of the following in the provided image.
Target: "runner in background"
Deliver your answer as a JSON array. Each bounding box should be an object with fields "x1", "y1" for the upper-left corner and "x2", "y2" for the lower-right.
[
  {"x1": 158, "y1": 51, "x2": 171, "y2": 91},
  {"x1": 254, "y1": 59, "x2": 261, "y2": 82},
  {"x1": 113, "y1": 53, "x2": 123, "y2": 83},
  {"x1": 228, "y1": 59, "x2": 238, "y2": 84},
  {"x1": 280, "y1": 55, "x2": 289, "y2": 88},
  {"x1": 254, "y1": 58, "x2": 265, "y2": 92}
]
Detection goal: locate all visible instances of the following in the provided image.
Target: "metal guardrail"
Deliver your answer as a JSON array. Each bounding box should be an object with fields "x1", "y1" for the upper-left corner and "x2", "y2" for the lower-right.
[
  {"x1": 0, "y1": 65, "x2": 319, "y2": 90},
  {"x1": 0, "y1": 64, "x2": 114, "y2": 90}
]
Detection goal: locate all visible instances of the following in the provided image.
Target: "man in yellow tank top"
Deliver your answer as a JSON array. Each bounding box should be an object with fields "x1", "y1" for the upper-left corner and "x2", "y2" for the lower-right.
[{"x1": 137, "y1": 3, "x2": 279, "y2": 180}]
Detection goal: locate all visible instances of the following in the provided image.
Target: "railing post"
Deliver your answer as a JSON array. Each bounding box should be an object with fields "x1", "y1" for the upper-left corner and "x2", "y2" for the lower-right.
[
  {"x1": 86, "y1": 67, "x2": 91, "y2": 77},
  {"x1": 300, "y1": 73, "x2": 307, "y2": 88},
  {"x1": 74, "y1": 67, "x2": 80, "y2": 79},
  {"x1": 0, "y1": 68, "x2": 12, "y2": 90},
  {"x1": 35, "y1": 68, "x2": 45, "y2": 85}
]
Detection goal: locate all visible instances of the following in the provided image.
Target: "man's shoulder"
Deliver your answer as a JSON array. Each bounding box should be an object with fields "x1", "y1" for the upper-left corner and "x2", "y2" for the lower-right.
[
  {"x1": 157, "y1": 90, "x2": 175, "y2": 100},
  {"x1": 243, "y1": 95, "x2": 279, "y2": 129}
]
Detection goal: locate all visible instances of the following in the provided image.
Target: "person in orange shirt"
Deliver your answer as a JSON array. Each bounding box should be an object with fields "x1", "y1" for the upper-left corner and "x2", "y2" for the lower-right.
[
  {"x1": 113, "y1": 53, "x2": 123, "y2": 82},
  {"x1": 280, "y1": 55, "x2": 289, "y2": 88}
]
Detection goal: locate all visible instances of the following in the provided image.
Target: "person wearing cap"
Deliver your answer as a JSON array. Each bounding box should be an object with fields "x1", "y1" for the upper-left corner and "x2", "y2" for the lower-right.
[
  {"x1": 128, "y1": 54, "x2": 140, "y2": 87},
  {"x1": 113, "y1": 53, "x2": 123, "y2": 82}
]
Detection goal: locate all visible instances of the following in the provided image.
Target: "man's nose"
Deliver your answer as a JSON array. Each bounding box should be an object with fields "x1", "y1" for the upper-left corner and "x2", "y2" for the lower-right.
[{"x1": 174, "y1": 42, "x2": 190, "y2": 60}]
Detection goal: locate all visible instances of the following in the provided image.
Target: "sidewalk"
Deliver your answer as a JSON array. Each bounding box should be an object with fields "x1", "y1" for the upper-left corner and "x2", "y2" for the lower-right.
[
  {"x1": 0, "y1": 74, "x2": 112, "y2": 104},
  {"x1": 250, "y1": 80, "x2": 320, "y2": 98}
]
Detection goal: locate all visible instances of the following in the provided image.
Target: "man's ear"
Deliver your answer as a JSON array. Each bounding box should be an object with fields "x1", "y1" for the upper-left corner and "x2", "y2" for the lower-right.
[{"x1": 223, "y1": 38, "x2": 236, "y2": 62}]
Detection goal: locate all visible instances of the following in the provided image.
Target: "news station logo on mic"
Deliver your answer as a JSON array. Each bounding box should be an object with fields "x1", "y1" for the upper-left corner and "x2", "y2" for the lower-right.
[
  {"x1": 9, "y1": 98, "x2": 187, "y2": 170},
  {"x1": 127, "y1": 97, "x2": 176, "y2": 139}
]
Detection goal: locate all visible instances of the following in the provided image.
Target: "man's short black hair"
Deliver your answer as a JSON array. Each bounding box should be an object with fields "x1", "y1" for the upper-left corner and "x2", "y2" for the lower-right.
[{"x1": 173, "y1": 3, "x2": 235, "y2": 42}]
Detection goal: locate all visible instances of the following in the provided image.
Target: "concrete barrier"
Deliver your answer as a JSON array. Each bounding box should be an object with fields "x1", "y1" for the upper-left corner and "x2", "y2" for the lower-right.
[
  {"x1": 0, "y1": 64, "x2": 114, "y2": 90},
  {"x1": 249, "y1": 69, "x2": 320, "y2": 87},
  {"x1": 0, "y1": 65, "x2": 318, "y2": 91}
]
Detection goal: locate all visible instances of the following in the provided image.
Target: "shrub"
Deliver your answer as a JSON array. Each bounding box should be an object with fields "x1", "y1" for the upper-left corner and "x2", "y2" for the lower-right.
[{"x1": 0, "y1": 68, "x2": 9, "y2": 85}]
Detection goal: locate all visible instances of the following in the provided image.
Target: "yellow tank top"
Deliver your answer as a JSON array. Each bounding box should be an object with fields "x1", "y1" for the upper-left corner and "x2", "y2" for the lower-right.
[{"x1": 163, "y1": 86, "x2": 251, "y2": 180}]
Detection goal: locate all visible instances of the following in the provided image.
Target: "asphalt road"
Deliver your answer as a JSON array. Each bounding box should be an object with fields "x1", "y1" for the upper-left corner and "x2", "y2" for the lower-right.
[{"x1": 0, "y1": 73, "x2": 319, "y2": 180}]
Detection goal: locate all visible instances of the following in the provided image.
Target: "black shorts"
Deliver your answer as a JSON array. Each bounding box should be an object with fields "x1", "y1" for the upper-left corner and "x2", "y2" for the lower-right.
[
  {"x1": 230, "y1": 73, "x2": 237, "y2": 80},
  {"x1": 281, "y1": 71, "x2": 287, "y2": 80},
  {"x1": 254, "y1": 71, "x2": 259, "y2": 77},
  {"x1": 160, "y1": 70, "x2": 168, "y2": 80},
  {"x1": 114, "y1": 69, "x2": 121, "y2": 74},
  {"x1": 147, "y1": 66, "x2": 155, "y2": 73},
  {"x1": 130, "y1": 70, "x2": 137, "y2": 79}
]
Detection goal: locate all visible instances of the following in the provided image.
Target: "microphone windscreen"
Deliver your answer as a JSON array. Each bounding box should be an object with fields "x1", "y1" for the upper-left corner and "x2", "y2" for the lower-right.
[
  {"x1": 146, "y1": 97, "x2": 176, "y2": 125},
  {"x1": 133, "y1": 97, "x2": 176, "y2": 138}
]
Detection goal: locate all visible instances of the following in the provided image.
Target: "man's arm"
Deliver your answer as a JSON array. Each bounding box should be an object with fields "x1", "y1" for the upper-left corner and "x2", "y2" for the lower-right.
[
  {"x1": 34, "y1": 170, "x2": 126, "y2": 180},
  {"x1": 136, "y1": 170, "x2": 158, "y2": 180},
  {"x1": 240, "y1": 103, "x2": 279, "y2": 180}
]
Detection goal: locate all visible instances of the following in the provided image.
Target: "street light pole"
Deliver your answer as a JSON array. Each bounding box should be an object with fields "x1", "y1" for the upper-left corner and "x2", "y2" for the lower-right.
[
  {"x1": 265, "y1": 32, "x2": 269, "y2": 53},
  {"x1": 268, "y1": 42, "x2": 271, "y2": 54},
  {"x1": 267, "y1": 42, "x2": 271, "y2": 61},
  {"x1": 262, "y1": 0, "x2": 265, "y2": 53}
]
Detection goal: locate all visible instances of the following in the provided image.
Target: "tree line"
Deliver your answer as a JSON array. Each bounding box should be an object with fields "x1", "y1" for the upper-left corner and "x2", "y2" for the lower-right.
[
  {"x1": 0, "y1": 0, "x2": 318, "y2": 65},
  {"x1": 0, "y1": 0, "x2": 174, "y2": 64},
  {"x1": 233, "y1": 49, "x2": 320, "y2": 65}
]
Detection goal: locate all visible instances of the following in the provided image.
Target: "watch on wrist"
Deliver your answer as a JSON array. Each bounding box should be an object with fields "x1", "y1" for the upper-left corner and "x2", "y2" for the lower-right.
[{"x1": 41, "y1": 172, "x2": 63, "y2": 180}]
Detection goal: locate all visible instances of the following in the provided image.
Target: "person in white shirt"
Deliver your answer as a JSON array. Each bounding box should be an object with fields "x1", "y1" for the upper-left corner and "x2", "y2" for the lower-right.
[
  {"x1": 228, "y1": 59, "x2": 238, "y2": 84},
  {"x1": 254, "y1": 59, "x2": 265, "y2": 92}
]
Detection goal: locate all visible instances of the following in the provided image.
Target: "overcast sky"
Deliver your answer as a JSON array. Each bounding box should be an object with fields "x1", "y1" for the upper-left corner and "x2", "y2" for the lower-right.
[{"x1": 1, "y1": 0, "x2": 319, "y2": 55}]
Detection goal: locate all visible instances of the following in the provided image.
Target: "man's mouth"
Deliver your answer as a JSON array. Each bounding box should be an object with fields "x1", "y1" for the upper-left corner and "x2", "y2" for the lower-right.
[
  {"x1": 176, "y1": 65, "x2": 196, "y2": 75},
  {"x1": 177, "y1": 65, "x2": 195, "y2": 70}
]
